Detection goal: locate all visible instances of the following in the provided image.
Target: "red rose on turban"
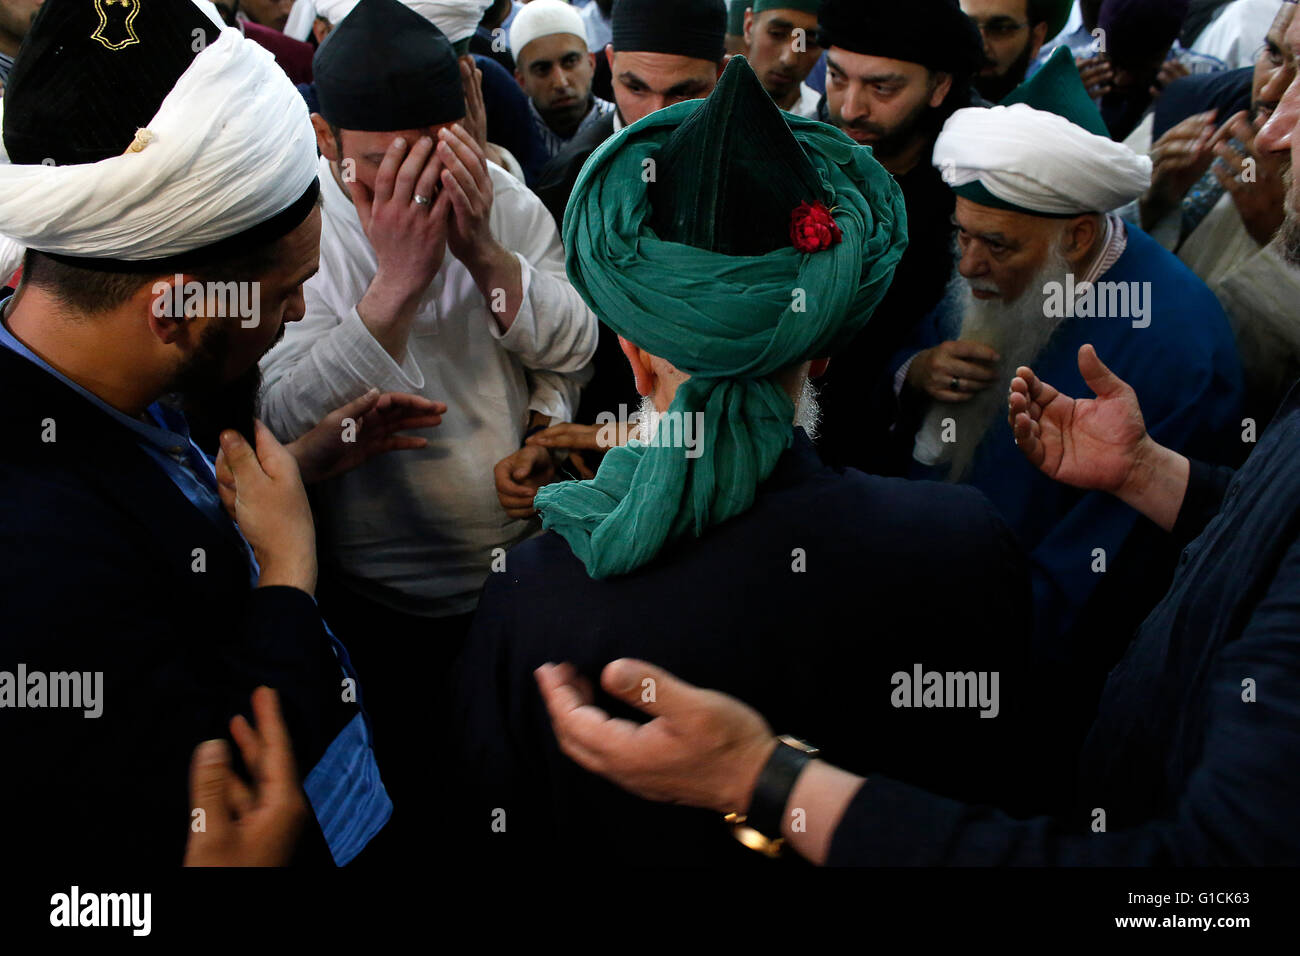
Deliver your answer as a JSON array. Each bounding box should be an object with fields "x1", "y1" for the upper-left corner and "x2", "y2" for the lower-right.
[{"x1": 790, "y1": 200, "x2": 843, "y2": 253}]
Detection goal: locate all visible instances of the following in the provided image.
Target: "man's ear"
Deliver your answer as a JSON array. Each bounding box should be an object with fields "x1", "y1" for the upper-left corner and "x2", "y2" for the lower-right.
[
  {"x1": 144, "y1": 273, "x2": 201, "y2": 347},
  {"x1": 929, "y1": 71, "x2": 953, "y2": 108},
  {"x1": 605, "y1": 43, "x2": 615, "y2": 72},
  {"x1": 311, "y1": 113, "x2": 339, "y2": 162},
  {"x1": 1029, "y1": 21, "x2": 1049, "y2": 60},
  {"x1": 312, "y1": 18, "x2": 331, "y2": 46},
  {"x1": 809, "y1": 357, "x2": 830, "y2": 378},
  {"x1": 743, "y1": 8, "x2": 754, "y2": 43},
  {"x1": 1062, "y1": 214, "x2": 1101, "y2": 264},
  {"x1": 719, "y1": 53, "x2": 731, "y2": 76},
  {"x1": 618, "y1": 335, "x2": 655, "y2": 396}
]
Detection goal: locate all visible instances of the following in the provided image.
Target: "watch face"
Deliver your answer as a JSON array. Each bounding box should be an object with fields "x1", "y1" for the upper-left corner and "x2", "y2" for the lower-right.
[{"x1": 779, "y1": 734, "x2": 820, "y2": 756}]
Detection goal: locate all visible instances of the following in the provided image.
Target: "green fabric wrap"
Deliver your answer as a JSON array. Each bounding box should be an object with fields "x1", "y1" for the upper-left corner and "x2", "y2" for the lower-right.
[{"x1": 534, "y1": 100, "x2": 908, "y2": 579}]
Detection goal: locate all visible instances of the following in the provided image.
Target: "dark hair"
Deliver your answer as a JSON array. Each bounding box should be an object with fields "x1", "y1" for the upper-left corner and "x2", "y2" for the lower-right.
[
  {"x1": 22, "y1": 236, "x2": 284, "y2": 316},
  {"x1": 1026, "y1": 0, "x2": 1056, "y2": 29}
]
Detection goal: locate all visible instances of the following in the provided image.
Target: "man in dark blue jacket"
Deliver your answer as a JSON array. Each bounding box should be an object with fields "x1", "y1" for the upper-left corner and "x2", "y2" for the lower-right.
[{"x1": 0, "y1": 0, "x2": 439, "y2": 866}]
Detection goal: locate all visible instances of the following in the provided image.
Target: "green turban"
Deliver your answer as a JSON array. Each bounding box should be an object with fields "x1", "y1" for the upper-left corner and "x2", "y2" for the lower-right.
[{"x1": 534, "y1": 56, "x2": 907, "y2": 579}]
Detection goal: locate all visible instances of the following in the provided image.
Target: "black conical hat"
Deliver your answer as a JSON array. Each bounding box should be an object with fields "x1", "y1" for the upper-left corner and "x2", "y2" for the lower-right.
[
  {"x1": 3, "y1": 0, "x2": 222, "y2": 166},
  {"x1": 646, "y1": 55, "x2": 827, "y2": 257}
]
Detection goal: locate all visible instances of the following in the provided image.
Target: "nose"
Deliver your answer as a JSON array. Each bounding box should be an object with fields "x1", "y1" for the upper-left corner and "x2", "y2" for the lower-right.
[
  {"x1": 956, "y1": 239, "x2": 989, "y2": 280},
  {"x1": 1258, "y1": 59, "x2": 1296, "y2": 115},
  {"x1": 839, "y1": 84, "x2": 869, "y2": 123},
  {"x1": 284, "y1": 287, "x2": 307, "y2": 325},
  {"x1": 1258, "y1": 69, "x2": 1300, "y2": 153}
]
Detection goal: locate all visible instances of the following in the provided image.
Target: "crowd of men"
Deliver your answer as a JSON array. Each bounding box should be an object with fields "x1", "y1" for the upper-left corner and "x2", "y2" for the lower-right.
[{"x1": 1, "y1": 0, "x2": 1299, "y2": 869}]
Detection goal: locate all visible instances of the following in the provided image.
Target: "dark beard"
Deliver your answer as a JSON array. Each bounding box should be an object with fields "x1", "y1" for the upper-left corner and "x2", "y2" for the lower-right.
[
  {"x1": 836, "y1": 95, "x2": 932, "y2": 164},
  {"x1": 972, "y1": 39, "x2": 1033, "y2": 102},
  {"x1": 170, "y1": 320, "x2": 263, "y2": 455}
]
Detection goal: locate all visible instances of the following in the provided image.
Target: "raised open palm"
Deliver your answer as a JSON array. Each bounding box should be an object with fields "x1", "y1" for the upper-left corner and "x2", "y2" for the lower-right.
[{"x1": 1008, "y1": 345, "x2": 1148, "y2": 493}]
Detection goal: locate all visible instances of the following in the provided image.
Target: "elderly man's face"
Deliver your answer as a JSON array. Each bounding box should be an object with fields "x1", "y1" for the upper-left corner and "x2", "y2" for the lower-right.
[
  {"x1": 1252, "y1": 2, "x2": 1298, "y2": 123},
  {"x1": 0, "y1": 0, "x2": 41, "y2": 52},
  {"x1": 517, "y1": 33, "x2": 597, "y2": 130},
  {"x1": 824, "y1": 46, "x2": 950, "y2": 165},
  {"x1": 961, "y1": 0, "x2": 1045, "y2": 99},
  {"x1": 953, "y1": 197, "x2": 1077, "y2": 302},
  {"x1": 609, "y1": 49, "x2": 721, "y2": 125},
  {"x1": 743, "y1": 7, "x2": 822, "y2": 105},
  {"x1": 240, "y1": 0, "x2": 295, "y2": 32},
  {"x1": 1258, "y1": 3, "x2": 1300, "y2": 265}
]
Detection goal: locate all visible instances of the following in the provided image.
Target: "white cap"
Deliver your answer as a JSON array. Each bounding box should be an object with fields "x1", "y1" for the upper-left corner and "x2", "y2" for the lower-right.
[{"x1": 510, "y1": 0, "x2": 589, "y2": 61}]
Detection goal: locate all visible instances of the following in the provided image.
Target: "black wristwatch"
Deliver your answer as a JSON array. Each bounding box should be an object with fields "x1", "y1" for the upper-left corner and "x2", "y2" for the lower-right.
[{"x1": 727, "y1": 735, "x2": 819, "y2": 855}]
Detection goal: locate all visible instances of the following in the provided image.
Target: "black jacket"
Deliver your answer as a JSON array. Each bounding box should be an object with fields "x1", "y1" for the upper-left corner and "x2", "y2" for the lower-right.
[
  {"x1": 828, "y1": 384, "x2": 1300, "y2": 865},
  {"x1": 0, "y1": 345, "x2": 357, "y2": 865},
  {"x1": 455, "y1": 430, "x2": 1033, "y2": 864}
]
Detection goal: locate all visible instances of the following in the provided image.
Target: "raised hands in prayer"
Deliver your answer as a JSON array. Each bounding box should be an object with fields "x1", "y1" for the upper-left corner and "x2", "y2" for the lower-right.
[
  {"x1": 494, "y1": 444, "x2": 559, "y2": 519},
  {"x1": 1150, "y1": 57, "x2": 1189, "y2": 98},
  {"x1": 215, "y1": 421, "x2": 318, "y2": 594},
  {"x1": 524, "y1": 420, "x2": 641, "y2": 478},
  {"x1": 183, "y1": 687, "x2": 309, "y2": 867},
  {"x1": 285, "y1": 388, "x2": 447, "y2": 485},
  {"x1": 535, "y1": 660, "x2": 777, "y2": 816},
  {"x1": 1009, "y1": 344, "x2": 1190, "y2": 531},
  {"x1": 1209, "y1": 110, "x2": 1290, "y2": 246},
  {"x1": 1076, "y1": 54, "x2": 1114, "y2": 99},
  {"x1": 350, "y1": 134, "x2": 454, "y2": 359},
  {"x1": 1140, "y1": 110, "x2": 1219, "y2": 229}
]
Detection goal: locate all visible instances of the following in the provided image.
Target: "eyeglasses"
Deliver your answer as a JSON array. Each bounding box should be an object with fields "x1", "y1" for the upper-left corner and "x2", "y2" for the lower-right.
[{"x1": 971, "y1": 18, "x2": 1029, "y2": 39}]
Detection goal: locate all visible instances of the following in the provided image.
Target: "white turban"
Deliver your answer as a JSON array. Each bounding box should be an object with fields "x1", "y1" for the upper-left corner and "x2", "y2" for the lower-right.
[
  {"x1": 405, "y1": 0, "x2": 493, "y2": 44},
  {"x1": 285, "y1": 0, "x2": 360, "y2": 39},
  {"x1": 933, "y1": 104, "x2": 1152, "y2": 216},
  {"x1": 0, "y1": 25, "x2": 319, "y2": 263},
  {"x1": 290, "y1": 0, "x2": 490, "y2": 45},
  {"x1": 510, "y1": 0, "x2": 588, "y2": 58}
]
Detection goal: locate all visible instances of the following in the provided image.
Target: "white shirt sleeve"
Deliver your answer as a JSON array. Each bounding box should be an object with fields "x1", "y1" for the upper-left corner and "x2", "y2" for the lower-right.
[
  {"x1": 486, "y1": 167, "x2": 598, "y2": 376},
  {"x1": 258, "y1": 278, "x2": 426, "y2": 442}
]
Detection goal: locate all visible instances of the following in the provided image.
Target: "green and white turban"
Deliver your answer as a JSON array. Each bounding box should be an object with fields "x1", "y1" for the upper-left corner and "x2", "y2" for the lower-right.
[{"x1": 533, "y1": 56, "x2": 907, "y2": 579}]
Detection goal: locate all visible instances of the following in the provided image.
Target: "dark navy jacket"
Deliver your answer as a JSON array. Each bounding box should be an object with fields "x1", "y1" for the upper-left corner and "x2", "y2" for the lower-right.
[
  {"x1": 828, "y1": 383, "x2": 1300, "y2": 865},
  {"x1": 455, "y1": 429, "x2": 1033, "y2": 864},
  {"x1": 0, "y1": 344, "x2": 373, "y2": 865}
]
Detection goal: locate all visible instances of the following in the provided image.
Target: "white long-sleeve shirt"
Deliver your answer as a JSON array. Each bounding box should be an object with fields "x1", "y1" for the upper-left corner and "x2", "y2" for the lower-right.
[{"x1": 260, "y1": 156, "x2": 597, "y2": 617}]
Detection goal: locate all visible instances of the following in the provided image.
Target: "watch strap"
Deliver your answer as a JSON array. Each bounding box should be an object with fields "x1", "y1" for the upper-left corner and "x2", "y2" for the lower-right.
[{"x1": 746, "y1": 738, "x2": 814, "y2": 840}]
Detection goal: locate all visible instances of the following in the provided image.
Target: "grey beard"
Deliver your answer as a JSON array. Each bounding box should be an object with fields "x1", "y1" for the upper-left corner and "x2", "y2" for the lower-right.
[
  {"x1": 793, "y1": 376, "x2": 821, "y2": 441},
  {"x1": 915, "y1": 246, "x2": 1073, "y2": 481},
  {"x1": 1276, "y1": 207, "x2": 1300, "y2": 269}
]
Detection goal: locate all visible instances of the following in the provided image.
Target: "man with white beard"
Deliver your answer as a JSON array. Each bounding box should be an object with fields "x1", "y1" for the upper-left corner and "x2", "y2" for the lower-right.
[{"x1": 893, "y1": 54, "x2": 1246, "y2": 807}]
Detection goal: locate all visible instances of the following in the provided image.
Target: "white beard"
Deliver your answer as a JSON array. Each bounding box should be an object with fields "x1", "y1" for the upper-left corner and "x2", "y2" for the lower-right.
[{"x1": 914, "y1": 246, "x2": 1073, "y2": 481}]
